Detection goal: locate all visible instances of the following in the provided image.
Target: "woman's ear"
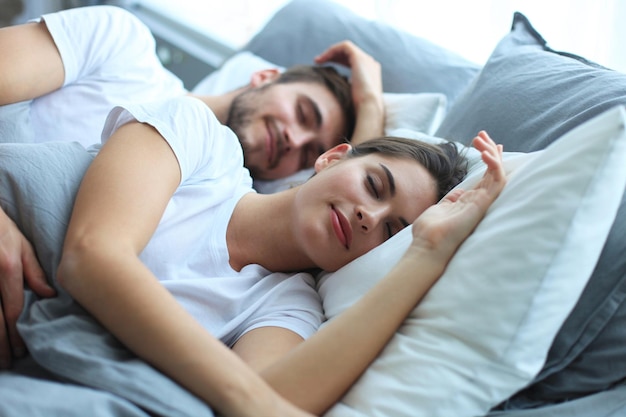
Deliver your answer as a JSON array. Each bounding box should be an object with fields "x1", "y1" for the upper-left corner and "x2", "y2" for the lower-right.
[
  {"x1": 314, "y1": 143, "x2": 352, "y2": 173},
  {"x1": 249, "y1": 68, "x2": 281, "y2": 87}
]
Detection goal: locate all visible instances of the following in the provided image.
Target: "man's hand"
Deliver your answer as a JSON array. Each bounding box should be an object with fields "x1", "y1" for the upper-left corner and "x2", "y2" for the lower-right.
[
  {"x1": 315, "y1": 41, "x2": 384, "y2": 144},
  {"x1": 0, "y1": 209, "x2": 54, "y2": 368}
]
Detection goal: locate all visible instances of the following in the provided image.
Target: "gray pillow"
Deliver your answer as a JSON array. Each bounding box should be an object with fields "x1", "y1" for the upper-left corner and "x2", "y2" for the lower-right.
[
  {"x1": 243, "y1": 0, "x2": 480, "y2": 108},
  {"x1": 435, "y1": 12, "x2": 626, "y2": 150},
  {"x1": 435, "y1": 12, "x2": 626, "y2": 409}
]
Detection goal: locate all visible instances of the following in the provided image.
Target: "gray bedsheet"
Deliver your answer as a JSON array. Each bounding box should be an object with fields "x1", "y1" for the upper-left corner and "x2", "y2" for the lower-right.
[
  {"x1": 0, "y1": 141, "x2": 214, "y2": 417},
  {"x1": 486, "y1": 383, "x2": 626, "y2": 417},
  {"x1": 0, "y1": 100, "x2": 35, "y2": 144}
]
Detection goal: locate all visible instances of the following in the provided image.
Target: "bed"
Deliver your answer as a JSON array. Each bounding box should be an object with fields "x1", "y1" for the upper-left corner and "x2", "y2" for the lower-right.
[{"x1": 1, "y1": 0, "x2": 626, "y2": 416}]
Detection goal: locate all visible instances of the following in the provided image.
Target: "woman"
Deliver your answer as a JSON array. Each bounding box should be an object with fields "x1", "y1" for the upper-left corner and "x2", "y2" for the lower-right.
[{"x1": 1, "y1": 96, "x2": 504, "y2": 416}]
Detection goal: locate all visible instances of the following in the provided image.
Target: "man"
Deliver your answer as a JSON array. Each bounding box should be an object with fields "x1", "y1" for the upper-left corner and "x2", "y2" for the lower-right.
[
  {"x1": 1, "y1": 6, "x2": 384, "y2": 179},
  {"x1": 0, "y1": 5, "x2": 384, "y2": 367}
]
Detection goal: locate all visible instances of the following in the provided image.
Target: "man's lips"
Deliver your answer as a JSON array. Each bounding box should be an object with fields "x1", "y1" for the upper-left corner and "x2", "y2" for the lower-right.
[{"x1": 330, "y1": 205, "x2": 352, "y2": 250}]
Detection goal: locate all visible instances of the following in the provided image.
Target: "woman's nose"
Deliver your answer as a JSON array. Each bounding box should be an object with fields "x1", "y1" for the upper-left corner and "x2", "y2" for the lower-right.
[{"x1": 356, "y1": 205, "x2": 386, "y2": 232}]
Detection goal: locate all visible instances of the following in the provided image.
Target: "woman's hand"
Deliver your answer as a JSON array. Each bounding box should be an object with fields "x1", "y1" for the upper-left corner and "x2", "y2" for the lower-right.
[
  {"x1": 315, "y1": 41, "x2": 384, "y2": 144},
  {"x1": 410, "y1": 131, "x2": 506, "y2": 263}
]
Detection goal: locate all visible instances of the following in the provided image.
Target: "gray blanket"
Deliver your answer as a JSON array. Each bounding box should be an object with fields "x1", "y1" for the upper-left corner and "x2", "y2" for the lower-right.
[{"x1": 0, "y1": 142, "x2": 214, "y2": 417}]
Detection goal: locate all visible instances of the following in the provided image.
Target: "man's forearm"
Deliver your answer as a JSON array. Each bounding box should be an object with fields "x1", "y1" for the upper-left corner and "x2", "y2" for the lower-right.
[{"x1": 350, "y1": 95, "x2": 385, "y2": 145}]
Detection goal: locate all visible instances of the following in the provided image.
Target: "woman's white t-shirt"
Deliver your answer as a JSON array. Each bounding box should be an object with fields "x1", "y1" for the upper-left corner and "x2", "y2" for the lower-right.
[{"x1": 102, "y1": 96, "x2": 323, "y2": 347}]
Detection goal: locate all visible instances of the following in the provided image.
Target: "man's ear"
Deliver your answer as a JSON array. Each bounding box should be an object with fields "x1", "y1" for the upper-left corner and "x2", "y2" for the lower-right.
[
  {"x1": 249, "y1": 68, "x2": 281, "y2": 87},
  {"x1": 314, "y1": 143, "x2": 352, "y2": 173}
]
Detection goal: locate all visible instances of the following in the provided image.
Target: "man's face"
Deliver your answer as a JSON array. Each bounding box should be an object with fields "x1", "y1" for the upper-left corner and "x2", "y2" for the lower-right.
[{"x1": 226, "y1": 81, "x2": 347, "y2": 180}]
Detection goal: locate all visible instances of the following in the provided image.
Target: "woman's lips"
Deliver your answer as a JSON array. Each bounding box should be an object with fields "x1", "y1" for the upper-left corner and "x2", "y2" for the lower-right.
[{"x1": 330, "y1": 205, "x2": 352, "y2": 249}]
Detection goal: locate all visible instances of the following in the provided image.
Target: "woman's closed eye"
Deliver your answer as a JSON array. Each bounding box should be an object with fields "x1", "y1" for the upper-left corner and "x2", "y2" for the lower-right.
[{"x1": 366, "y1": 174, "x2": 382, "y2": 200}]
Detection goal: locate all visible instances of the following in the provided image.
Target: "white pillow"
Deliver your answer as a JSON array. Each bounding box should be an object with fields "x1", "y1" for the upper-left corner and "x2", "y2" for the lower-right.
[
  {"x1": 382, "y1": 93, "x2": 446, "y2": 136},
  {"x1": 192, "y1": 51, "x2": 276, "y2": 95},
  {"x1": 318, "y1": 105, "x2": 626, "y2": 417},
  {"x1": 192, "y1": 52, "x2": 447, "y2": 194}
]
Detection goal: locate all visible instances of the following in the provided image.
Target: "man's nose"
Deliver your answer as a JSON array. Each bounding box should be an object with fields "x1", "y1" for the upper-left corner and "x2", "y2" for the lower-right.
[{"x1": 284, "y1": 127, "x2": 315, "y2": 152}]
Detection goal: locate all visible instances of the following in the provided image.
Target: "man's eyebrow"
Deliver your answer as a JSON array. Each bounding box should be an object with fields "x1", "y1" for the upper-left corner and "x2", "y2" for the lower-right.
[
  {"x1": 380, "y1": 163, "x2": 396, "y2": 197},
  {"x1": 302, "y1": 95, "x2": 322, "y2": 128}
]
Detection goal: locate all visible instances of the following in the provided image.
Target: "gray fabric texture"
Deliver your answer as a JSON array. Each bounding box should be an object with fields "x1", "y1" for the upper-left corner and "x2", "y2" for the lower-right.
[
  {"x1": 0, "y1": 142, "x2": 214, "y2": 417},
  {"x1": 486, "y1": 382, "x2": 626, "y2": 417},
  {"x1": 0, "y1": 101, "x2": 34, "y2": 143},
  {"x1": 435, "y1": 12, "x2": 626, "y2": 150},
  {"x1": 243, "y1": 0, "x2": 481, "y2": 108},
  {"x1": 0, "y1": 357, "x2": 152, "y2": 417},
  {"x1": 435, "y1": 12, "x2": 626, "y2": 411}
]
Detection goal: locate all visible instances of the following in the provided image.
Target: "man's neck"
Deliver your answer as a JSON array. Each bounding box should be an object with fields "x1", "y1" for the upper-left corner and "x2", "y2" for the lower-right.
[{"x1": 187, "y1": 87, "x2": 244, "y2": 124}]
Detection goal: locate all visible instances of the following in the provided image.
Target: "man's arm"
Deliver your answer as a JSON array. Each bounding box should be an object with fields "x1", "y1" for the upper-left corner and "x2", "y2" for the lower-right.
[
  {"x1": 0, "y1": 208, "x2": 54, "y2": 368},
  {"x1": 0, "y1": 21, "x2": 64, "y2": 106},
  {"x1": 0, "y1": 19, "x2": 65, "y2": 368},
  {"x1": 316, "y1": 41, "x2": 384, "y2": 145}
]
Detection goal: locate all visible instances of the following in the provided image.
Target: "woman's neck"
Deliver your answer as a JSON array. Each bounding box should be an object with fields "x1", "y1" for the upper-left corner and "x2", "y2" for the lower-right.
[{"x1": 227, "y1": 189, "x2": 315, "y2": 273}]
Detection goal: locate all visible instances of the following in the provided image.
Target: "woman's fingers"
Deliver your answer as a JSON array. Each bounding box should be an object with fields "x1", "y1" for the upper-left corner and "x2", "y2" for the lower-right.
[
  {"x1": 410, "y1": 131, "x2": 507, "y2": 258},
  {"x1": 472, "y1": 131, "x2": 507, "y2": 188}
]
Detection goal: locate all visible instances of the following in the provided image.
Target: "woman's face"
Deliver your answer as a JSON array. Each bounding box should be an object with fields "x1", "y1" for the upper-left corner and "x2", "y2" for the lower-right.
[{"x1": 292, "y1": 144, "x2": 438, "y2": 272}]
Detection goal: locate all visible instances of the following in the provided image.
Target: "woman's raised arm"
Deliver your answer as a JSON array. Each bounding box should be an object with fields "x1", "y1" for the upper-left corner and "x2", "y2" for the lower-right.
[{"x1": 257, "y1": 131, "x2": 506, "y2": 415}]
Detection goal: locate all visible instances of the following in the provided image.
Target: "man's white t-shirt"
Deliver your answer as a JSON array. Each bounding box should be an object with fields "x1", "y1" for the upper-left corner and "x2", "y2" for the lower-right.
[
  {"x1": 33, "y1": 6, "x2": 187, "y2": 147},
  {"x1": 102, "y1": 96, "x2": 323, "y2": 347}
]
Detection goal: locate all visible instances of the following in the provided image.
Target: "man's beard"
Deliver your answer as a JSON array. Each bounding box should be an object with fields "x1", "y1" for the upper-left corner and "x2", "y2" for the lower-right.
[{"x1": 226, "y1": 88, "x2": 261, "y2": 175}]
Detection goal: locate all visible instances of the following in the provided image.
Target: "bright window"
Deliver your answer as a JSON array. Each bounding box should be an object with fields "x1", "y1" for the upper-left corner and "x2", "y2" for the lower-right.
[{"x1": 133, "y1": 0, "x2": 625, "y2": 72}]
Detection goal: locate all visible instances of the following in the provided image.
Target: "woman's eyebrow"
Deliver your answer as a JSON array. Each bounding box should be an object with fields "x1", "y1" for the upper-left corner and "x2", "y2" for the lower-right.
[
  {"x1": 380, "y1": 164, "x2": 413, "y2": 229},
  {"x1": 380, "y1": 163, "x2": 396, "y2": 196}
]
